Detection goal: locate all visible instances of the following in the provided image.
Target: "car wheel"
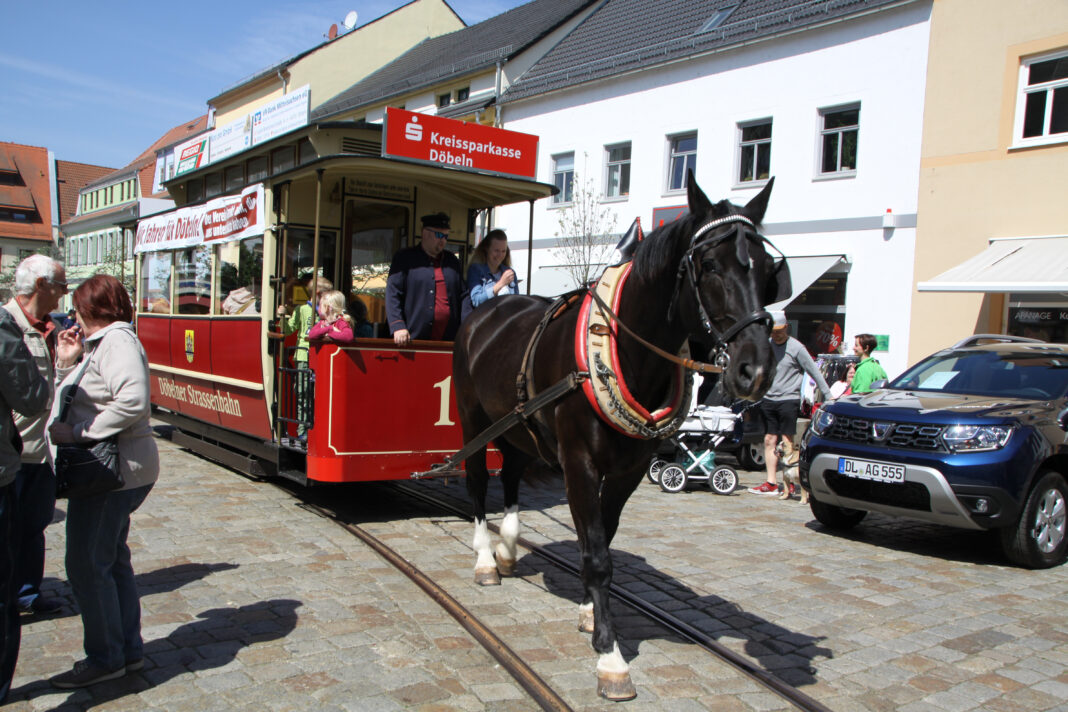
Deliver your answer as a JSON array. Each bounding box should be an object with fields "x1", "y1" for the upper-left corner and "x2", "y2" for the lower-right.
[
  {"x1": 809, "y1": 496, "x2": 867, "y2": 530},
  {"x1": 659, "y1": 464, "x2": 687, "y2": 493},
  {"x1": 1000, "y1": 471, "x2": 1067, "y2": 569},
  {"x1": 646, "y1": 458, "x2": 668, "y2": 484},
  {"x1": 709, "y1": 465, "x2": 738, "y2": 495},
  {"x1": 737, "y1": 442, "x2": 765, "y2": 471}
]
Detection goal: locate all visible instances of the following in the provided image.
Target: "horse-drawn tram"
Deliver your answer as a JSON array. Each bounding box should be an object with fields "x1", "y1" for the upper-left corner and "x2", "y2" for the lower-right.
[{"x1": 135, "y1": 110, "x2": 553, "y2": 484}]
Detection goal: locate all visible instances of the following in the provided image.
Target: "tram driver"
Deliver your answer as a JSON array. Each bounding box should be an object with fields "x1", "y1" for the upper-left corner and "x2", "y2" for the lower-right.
[{"x1": 385, "y1": 212, "x2": 463, "y2": 346}]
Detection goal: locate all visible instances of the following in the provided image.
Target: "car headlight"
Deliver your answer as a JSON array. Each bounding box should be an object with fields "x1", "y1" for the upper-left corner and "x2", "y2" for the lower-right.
[
  {"x1": 942, "y1": 424, "x2": 1013, "y2": 452},
  {"x1": 810, "y1": 408, "x2": 835, "y2": 436}
]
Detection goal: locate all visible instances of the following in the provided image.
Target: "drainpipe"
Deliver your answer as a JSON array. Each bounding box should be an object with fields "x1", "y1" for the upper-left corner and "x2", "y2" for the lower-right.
[
  {"x1": 494, "y1": 60, "x2": 503, "y2": 128},
  {"x1": 277, "y1": 68, "x2": 289, "y2": 94}
]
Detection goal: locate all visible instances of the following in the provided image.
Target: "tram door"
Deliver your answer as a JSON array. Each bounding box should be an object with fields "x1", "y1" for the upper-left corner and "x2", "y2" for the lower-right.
[{"x1": 343, "y1": 199, "x2": 411, "y2": 332}]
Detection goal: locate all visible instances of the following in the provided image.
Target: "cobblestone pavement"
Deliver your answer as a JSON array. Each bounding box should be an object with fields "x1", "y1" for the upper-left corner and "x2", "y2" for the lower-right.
[{"x1": 6, "y1": 431, "x2": 1068, "y2": 711}]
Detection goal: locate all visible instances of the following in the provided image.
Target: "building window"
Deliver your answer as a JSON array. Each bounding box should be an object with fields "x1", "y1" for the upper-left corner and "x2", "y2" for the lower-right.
[
  {"x1": 667, "y1": 133, "x2": 697, "y2": 192},
  {"x1": 271, "y1": 146, "x2": 295, "y2": 175},
  {"x1": 1015, "y1": 50, "x2": 1068, "y2": 146},
  {"x1": 225, "y1": 165, "x2": 244, "y2": 192},
  {"x1": 551, "y1": 152, "x2": 574, "y2": 205},
  {"x1": 456, "y1": 87, "x2": 470, "y2": 103},
  {"x1": 738, "y1": 120, "x2": 772, "y2": 183},
  {"x1": 604, "y1": 143, "x2": 631, "y2": 199},
  {"x1": 187, "y1": 178, "x2": 204, "y2": 203},
  {"x1": 247, "y1": 156, "x2": 268, "y2": 183},
  {"x1": 438, "y1": 93, "x2": 451, "y2": 108},
  {"x1": 205, "y1": 172, "x2": 223, "y2": 198},
  {"x1": 819, "y1": 105, "x2": 859, "y2": 175}
]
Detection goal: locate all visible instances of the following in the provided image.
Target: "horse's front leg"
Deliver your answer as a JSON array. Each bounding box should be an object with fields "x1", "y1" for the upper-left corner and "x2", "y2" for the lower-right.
[
  {"x1": 560, "y1": 447, "x2": 636, "y2": 701},
  {"x1": 466, "y1": 447, "x2": 500, "y2": 586},
  {"x1": 492, "y1": 443, "x2": 525, "y2": 577}
]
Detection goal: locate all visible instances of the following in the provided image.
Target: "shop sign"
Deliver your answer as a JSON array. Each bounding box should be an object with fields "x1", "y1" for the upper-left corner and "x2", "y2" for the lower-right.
[
  {"x1": 135, "y1": 184, "x2": 264, "y2": 253},
  {"x1": 383, "y1": 107, "x2": 538, "y2": 179},
  {"x1": 174, "y1": 135, "x2": 209, "y2": 177},
  {"x1": 251, "y1": 84, "x2": 311, "y2": 146},
  {"x1": 210, "y1": 115, "x2": 252, "y2": 163}
]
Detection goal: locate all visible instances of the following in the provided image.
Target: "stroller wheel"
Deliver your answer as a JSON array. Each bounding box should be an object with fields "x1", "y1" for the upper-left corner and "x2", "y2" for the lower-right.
[
  {"x1": 659, "y1": 464, "x2": 688, "y2": 493},
  {"x1": 647, "y1": 458, "x2": 668, "y2": 484},
  {"x1": 709, "y1": 465, "x2": 738, "y2": 495}
]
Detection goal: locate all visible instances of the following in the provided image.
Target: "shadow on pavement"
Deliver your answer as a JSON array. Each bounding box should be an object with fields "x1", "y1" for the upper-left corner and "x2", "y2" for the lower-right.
[{"x1": 10, "y1": 598, "x2": 301, "y2": 708}]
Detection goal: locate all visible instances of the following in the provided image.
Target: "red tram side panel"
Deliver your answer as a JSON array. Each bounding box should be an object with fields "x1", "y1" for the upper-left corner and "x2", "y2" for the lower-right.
[
  {"x1": 306, "y1": 341, "x2": 500, "y2": 482},
  {"x1": 139, "y1": 315, "x2": 273, "y2": 441}
]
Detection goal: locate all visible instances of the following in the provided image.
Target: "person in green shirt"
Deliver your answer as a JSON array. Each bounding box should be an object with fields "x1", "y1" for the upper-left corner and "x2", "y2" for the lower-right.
[
  {"x1": 276, "y1": 275, "x2": 333, "y2": 441},
  {"x1": 849, "y1": 333, "x2": 888, "y2": 394}
]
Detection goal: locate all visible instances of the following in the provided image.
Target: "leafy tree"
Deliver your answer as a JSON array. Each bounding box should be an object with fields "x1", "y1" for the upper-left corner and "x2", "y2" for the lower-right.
[
  {"x1": 0, "y1": 245, "x2": 62, "y2": 302},
  {"x1": 550, "y1": 172, "x2": 617, "y2": 289}
]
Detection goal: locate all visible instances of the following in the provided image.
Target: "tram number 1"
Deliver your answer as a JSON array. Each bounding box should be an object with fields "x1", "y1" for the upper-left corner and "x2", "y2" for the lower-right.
[{"x1": 433, "y1": 376, "x2": 455, "y2": 426}]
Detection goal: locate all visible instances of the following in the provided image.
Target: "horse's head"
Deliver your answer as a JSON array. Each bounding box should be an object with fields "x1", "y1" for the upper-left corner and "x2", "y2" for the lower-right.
[{"x1": 671, "y1": 173, "x2": 790, "y2": 400}]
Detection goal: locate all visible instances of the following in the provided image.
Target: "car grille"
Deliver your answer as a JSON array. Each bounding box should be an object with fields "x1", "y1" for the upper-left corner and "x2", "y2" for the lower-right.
[
  {"x1": 824, "y1": 470, "x2": 931, "y2": 511},
  {"x1": 825, "y1": 415, "x2": 946, "y2": 451}
]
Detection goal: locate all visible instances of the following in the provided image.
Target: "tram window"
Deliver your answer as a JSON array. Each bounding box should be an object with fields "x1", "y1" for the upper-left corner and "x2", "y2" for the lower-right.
[
  {"x1": 187, "y1": 178, "x2": 204, "y2": 203},
  {"x1": 217, "y1": 237, "x2": 263, "y2": 315},
  {"x1": 176, "y1": 246, "x2": 212, "y2": 315},
  {"x1": 284, "y1": 228, "x2": 337, "y2": 297},
  {"x1": 205, "y1": 173, "x2": 223, "y2": 198},
  {"x1": 271, "y1": 146, "x2": 295, "y2": 176},
  {"x1": 298, "y1": 138, "x2": 316, "y2": 165},
  {"x1": 224, "y1": 165, "x2": 244, "y2": 192},
  {"x1": 247, "y1": 156, "x2": 268, "y2": 183},
  {"x1": 348, "y1": 201, "x2": 409, "y2": 301},
  {"x1": 140, "y1": 252, "x2": 173, "y2": 314}
]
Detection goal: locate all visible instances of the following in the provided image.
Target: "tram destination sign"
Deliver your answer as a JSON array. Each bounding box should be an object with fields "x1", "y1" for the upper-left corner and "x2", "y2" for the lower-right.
[{"x1": 383, "y1": 108, "x2": 538, "y2": 179}]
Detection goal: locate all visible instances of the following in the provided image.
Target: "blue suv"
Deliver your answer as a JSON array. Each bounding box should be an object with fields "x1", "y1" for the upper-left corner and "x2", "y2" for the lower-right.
[{"x1": 800, "y1": 336, "x2": 1068, "y2": 568}]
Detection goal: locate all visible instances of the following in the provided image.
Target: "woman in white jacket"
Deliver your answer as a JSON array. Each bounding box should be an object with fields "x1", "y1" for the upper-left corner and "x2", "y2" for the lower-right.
[{"x1": 46, "y1": 274, "x2": 159, "y2": 689}]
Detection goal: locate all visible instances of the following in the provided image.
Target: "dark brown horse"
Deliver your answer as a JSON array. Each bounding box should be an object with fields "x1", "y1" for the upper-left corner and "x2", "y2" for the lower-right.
[{"x1": 452, "y1": 175, "x2": 787, "y2": 700}]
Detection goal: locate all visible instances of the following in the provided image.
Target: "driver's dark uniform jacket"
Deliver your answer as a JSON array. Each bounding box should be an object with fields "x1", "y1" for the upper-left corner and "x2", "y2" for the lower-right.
[{"x1": 386, "y1": 246, "x2": 463, "y2": 340}]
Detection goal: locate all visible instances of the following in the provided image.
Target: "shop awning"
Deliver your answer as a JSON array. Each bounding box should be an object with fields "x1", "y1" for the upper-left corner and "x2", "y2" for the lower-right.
[
  {"x1": 767, "y1": 254, "x2": 847, "y2": 311},
  {"x1": 917, "y1": 236, "x2": 1068, "y2": 293}
]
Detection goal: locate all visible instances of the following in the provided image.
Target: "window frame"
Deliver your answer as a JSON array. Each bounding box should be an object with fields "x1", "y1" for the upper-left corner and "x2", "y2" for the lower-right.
[
  {"x1": 666, "y1": 132, "x2": 698, "y2": 193},
  {"x1": 816, "y1": 104, "x2": 859, "y2": 179},
  {"x1": 735, "y1": 118, "x2": 773, "y2": 186},
  {"x1": 603, "y1": 142, "x2": 631, "y2": 201},
  {"x1": 551, "y1": 152, "x2": 575, "y2": 206},
  {"x1": 1012, "y1": 49, "x2": 1068, "y2": 149}
]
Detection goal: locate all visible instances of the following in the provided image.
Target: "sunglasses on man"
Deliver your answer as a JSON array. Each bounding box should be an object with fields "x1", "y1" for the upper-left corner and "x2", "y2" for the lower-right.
[{"x1": 426, "y1": 229, "x2": 448, "y2": 240}]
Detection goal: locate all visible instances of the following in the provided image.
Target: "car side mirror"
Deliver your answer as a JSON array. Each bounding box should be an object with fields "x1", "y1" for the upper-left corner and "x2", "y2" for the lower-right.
[{"x1": 870, "y1": 379, "x2": 888, "y2": 391}]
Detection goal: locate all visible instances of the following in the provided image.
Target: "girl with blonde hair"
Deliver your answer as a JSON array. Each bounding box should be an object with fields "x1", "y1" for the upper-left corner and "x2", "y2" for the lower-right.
[{"x1": 307, "y1": 289, "x2": 354, "y2": 342}]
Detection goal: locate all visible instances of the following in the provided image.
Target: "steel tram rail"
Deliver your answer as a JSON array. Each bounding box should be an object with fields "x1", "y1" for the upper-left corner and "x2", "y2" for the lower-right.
[
  {"x1": 391, "y1": 483, "x2": 835, "y2": 712},
  {"x1": 299, "y1": 502, "x2": 573, "y2": 712}
]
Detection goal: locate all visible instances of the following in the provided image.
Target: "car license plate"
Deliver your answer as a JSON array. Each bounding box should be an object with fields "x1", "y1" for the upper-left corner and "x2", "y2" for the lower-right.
[{"x1": 837, "y1": 456, "x2": 905, "y2": 484}]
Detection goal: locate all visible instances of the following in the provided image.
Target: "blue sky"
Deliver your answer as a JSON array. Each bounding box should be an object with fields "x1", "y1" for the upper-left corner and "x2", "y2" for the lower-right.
[{"x1": 1, "y1": 1, "x2": 528, "y2": 169}]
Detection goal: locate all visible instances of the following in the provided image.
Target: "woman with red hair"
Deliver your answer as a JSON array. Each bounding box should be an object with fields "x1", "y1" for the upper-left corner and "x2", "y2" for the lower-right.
[{"x1": 46, "y1": 274, "x2": 158, "y2": 688}]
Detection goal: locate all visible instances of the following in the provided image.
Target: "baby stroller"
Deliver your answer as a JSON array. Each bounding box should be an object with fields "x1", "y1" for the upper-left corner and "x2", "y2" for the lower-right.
[{"x1": 646, "y1": 405, "x2": 740, "y2": 494}]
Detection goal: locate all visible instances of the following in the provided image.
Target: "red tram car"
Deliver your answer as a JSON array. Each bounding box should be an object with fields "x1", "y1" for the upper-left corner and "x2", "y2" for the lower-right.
[{"x1": 135, "y1": 111, "x2": 553, "y2": 484}]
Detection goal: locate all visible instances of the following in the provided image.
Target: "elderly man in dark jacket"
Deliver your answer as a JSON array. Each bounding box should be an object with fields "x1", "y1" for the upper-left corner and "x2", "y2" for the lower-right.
[
  {"x1": 386, "y1": 212, "x2": 464, "y2": 345},
  {"x1": 0, "y1": 308, "x2": 50, "y2": 704}
]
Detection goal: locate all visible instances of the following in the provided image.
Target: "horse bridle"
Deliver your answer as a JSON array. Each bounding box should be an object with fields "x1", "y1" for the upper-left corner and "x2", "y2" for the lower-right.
[{"x1": 667, "y1": 213, "x2": 780, "y2": 368}]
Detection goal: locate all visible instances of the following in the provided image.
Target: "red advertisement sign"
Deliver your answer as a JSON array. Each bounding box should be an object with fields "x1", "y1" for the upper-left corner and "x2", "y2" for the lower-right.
[
  {"x1": 383, "y1": 107, "x2": 538, "y2": 179},
  {"x1": 135, "y1": 184, "x2": 263, "y2": 253}
]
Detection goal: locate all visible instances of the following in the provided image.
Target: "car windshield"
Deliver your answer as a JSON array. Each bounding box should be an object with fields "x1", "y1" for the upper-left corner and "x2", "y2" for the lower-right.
[{"x1": 890, "y1": 350, "x2": 1068, "y2": 399}]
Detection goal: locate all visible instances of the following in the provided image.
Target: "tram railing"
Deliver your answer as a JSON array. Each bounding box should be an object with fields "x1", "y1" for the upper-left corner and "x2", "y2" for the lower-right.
[{"x1": 276, "y1": 349, "x2": 315, "y2": 444}]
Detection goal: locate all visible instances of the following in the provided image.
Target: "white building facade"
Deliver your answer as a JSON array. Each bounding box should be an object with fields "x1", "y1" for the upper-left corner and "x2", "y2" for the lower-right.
[{"x1": 495, "y1": 1, "x2": 932, "y2": 379}]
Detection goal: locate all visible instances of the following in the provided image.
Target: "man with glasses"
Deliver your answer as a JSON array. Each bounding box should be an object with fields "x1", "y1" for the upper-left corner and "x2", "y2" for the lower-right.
[
  {"x1": 3, "y1": 254, "x2": 70, "y2": 616},
  {"x1": 386, "y1": 212, "x2": 464, "y2": 345}
]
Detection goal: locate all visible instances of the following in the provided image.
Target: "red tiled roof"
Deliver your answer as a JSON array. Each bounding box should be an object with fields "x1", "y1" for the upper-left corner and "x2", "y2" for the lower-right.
[
  {"x1": 55, "y1": 160, "x2": 115, "y2": 224},
  {"x1": 0, "y1": 142, "x2": 52, "y2": 242}
]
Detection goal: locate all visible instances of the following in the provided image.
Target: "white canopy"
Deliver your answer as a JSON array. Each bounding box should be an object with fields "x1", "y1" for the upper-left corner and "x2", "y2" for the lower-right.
[{"x1": 917, "y1": 236, "x2": 1068, "y2": 293}]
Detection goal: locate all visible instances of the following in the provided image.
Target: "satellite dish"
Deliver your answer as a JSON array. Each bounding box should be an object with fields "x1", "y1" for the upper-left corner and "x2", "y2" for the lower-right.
[
  {"x1": 328, "y1": 23, "x2": 338, "y2": 40},
  {"x1": 343, "y1": 10, "x2": 358, "y2": 30}
]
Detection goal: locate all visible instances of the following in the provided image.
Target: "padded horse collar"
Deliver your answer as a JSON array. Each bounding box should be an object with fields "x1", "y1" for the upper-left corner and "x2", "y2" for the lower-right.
[{"x1": 668, "y1": 213, "x2": 776, "y2": 368}]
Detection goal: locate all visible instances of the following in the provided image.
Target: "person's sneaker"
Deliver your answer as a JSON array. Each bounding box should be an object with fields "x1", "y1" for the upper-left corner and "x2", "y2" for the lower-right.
[
  {"x1": 747, "y1": 481, "x2": 779, "y2": 495},
  {"x1": 51, "y1": 660, "x2": 126, "y2": 688},
  {"x1": 19, "y1": 595, "x2": 62, "y2": 615}
]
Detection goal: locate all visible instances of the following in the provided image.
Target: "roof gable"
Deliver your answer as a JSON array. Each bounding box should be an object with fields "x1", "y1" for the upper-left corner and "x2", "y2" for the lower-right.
[
  {"x1": 55, "y1": 160, "x2": 115, "y2": 224},
  {"x1": 0, "y1": 142, "x2": 52, "y2": 242},
  {"x1": 312, "y1": 0, "x2": 597, "y2": 120}
]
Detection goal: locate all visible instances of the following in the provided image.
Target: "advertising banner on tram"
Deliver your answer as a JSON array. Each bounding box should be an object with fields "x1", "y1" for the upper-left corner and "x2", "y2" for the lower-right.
[{"x1": 135, "y1": 184, "x2": 264, "y2": 254}]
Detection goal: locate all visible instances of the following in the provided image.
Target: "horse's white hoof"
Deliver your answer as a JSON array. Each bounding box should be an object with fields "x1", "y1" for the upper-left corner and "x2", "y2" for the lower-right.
[
  {"x1": 578, "y1": 607, "x2": 595, "y2": 633},
  {"x1": 474, "y1": 567, "x2": 501, "y2": 586},
  {"x1": 495, "y1": 555, "x2": 516, "y2": 577},
  {"x1": 597, "y1": 670, "x2": 636, "y2": 701}
]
